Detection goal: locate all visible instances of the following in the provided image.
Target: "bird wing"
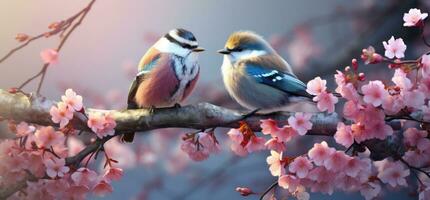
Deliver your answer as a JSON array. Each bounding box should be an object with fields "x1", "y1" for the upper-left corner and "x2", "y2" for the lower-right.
[
  {"x1": 243, "y1": 63, "x2": 311, "y2": 98},
  {"x1": 243, "y1": 54, "x2": 294, "y2": 74},
  {"x1": 128, "y1": 48, "x2": 165, "y2": 108}
]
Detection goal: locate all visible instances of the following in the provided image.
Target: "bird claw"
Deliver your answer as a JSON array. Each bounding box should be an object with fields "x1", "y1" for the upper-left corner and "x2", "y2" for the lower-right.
[{"x1": 148, "y1": 106, "x2": 157, "y2": 114}]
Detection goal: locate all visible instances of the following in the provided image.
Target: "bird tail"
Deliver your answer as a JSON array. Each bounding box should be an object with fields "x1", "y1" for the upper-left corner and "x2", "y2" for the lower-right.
[{"x1": 121, "y1": 102, "x2": 138, "y2": 143}]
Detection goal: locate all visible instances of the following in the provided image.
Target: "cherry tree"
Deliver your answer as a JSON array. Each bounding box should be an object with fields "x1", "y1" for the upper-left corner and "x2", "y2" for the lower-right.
[{"x1": 1, "y1": 1, "x2": 430, "y2": 200}]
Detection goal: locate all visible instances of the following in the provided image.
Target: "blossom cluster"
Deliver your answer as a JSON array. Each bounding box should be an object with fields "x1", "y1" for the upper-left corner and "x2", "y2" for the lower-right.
[
  {"x1": 180, "y1": 131, "x2": 220, "y2": 161},
  {"x1": 0, "y1": 89, "x2": 122, "y2": 199}
]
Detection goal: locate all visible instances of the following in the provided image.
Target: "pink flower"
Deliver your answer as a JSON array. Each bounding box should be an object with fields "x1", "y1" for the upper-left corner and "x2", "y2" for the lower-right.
[
  {"x1": 235, "y1": 187, "x2": 254, "y2": 196},
  {"x1": 313, "y1": 91, "x2": 338, "y2": 113},
  {"x1": 260, "y1": 119, "x2": 280, "y2": 136},
  {"x1": 275, "y1": 126, "x2": 298, "y2": 142},
  {"x1": 61, "y1": 89, "x2": 83, "y2": 111},
  {"x1": 246, "y1": 136, "x2": 266, "y2": 153},
  {"x1": 289, "y1": 156, "x2": 313, "y2": 178},
  {"x1": 71, "y1": 167, "x2": 97, "y2": 187},
  {"x1": 403, "y1": 8, "x2": 428, "y2": 27},
  {"x1": 323, "y1": 151, "x2": 350, "y2": 172},
  {"x1": 34, "y1": 126, "x2": 65, "y2": 148},
  {"x1": 334, "y1": 122, "x2": 353, "y2": 148},
  {"x1": 307, "y1": 141, "x2": 335, "y2": 166},
  {"x1": 361, "y1": 81, "x2": 388, "y2": 107},
  {"x1": 403, "y1": 90, "x2": 425, "y2": 109},
  {"x1": 40, "y1": 48, "x2": 59, "y2": 64},
  {"x1": 227, "y1": 128, "x2": 244, "y2": 143},
  {"x1": 392, "y1": 69, "x2": 412, "y2": 91},
  {"x1": 337, "y1": 83, "x2": 360, "y2": 101},
  {"x1": 87, "y1": 112, "x2": 116, "y2": 138},
  {"x1": 15, "y1": 121, "x2": 35, "y2": 137},
  {"x1": 377, "y1": 161, "x2": 410, "y2": 187},
  {"x1": 361, "y1": 46, "x2": 383, "y2": 64},
  {"x1": 92, "y1": 179, "x2": 113, "y2": 196},
  {"x1": 44, "y1": 158, "x2": 69, "y2": 178},
  {"x1": 360, "y1": 182, "x2": 381, "y2": 200},
  {"x1": 422, "y1": 54, "x2": 430, "y2": 77},
  {"x1": 351, "y1": 122, "x2": 368, "y2": 143},
  {"x1": 344, "y1": 158, "x2": 365, "y2": 177},
  {"x1": 369, "y1": 121, "x2": 393, "y2": 140},
  {"x1": 404, "y1": 128, "x2": 427, "y2": 147},
  {"x1": 288, "y1": 113, "x2": 312, "y2": 135},
  {"x1": 198, "y1": 132, "x2": 220, "y2": 154},
  {"x1": 265, "y1": 138, "x2": 286, "y2": 152},
  {"x1": 104, "y1": 167, "x2": 123, "y2": 181},
  {"x1": 278, "y1": 174, "x2": 300, "y2": 192},
  {"x1": 423, "y1": 102, "x2": 430, "y2": 122},
  {"x1": 180, "y1": 139, "x2": 210, "y2": 161},
  {"x1": 50, "y1": 102, "x2": 74, "y2": 128},
  {"x1": 267, "y1": 150, "x2": 285, "y2": 176},
  {"x1": 230, "y1": 142, "x2": 248, "y2": 157},
  {"x1": 382, "y1": 94, "x2": 405, "y2": 114},
  {"x1": 306, "y1": 77, "x2": 327, "y2": 95},
  {"x1": 382, "y1": 36, "x2": 407, "y2": 59}
]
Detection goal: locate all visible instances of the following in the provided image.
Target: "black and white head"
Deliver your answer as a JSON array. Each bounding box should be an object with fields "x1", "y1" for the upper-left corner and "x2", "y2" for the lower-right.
[
  {"x1": 154, "y1": 28, "x2": 204, "y2": 57},
  {"x1": 217, "y1": 31, "x2": 275, "y2": 63}
]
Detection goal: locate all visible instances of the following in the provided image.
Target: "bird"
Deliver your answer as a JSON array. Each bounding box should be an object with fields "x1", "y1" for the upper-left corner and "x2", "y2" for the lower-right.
[
  {"x1": 122, "y1": 28, "x2": 204, "y2": 142},
  {"x1": 218, "y1": 31, "x2": 312, "y2": 113}
]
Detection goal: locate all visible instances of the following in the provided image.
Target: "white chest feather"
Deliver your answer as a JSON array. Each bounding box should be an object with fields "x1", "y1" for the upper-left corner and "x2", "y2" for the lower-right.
[{"x1": 170, "y1": 54, "x2": 199, "y2": 102}]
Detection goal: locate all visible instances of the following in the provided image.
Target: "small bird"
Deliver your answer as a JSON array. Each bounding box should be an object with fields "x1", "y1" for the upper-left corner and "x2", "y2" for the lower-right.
[
  {"x1": 218, "y1": 31, "x2": 312, "y2": 112},
  {"x1": 123, "y1": 28, "x2": 204, "y2": 142}
]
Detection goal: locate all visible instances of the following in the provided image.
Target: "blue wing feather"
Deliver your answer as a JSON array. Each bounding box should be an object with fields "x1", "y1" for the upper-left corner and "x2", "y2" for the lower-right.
[{"x1": 245, "y1": 64, "x2": 311, "y2": 98}]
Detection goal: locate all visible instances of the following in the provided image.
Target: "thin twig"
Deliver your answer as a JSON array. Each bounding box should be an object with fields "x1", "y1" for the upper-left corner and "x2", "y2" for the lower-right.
[{"x1": 259, "y1": 181, "x2": 278, "y2": 200}]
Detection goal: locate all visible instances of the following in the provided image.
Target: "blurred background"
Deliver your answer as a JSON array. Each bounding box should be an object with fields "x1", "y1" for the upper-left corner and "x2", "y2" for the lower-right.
[{"x1": 0, "y1": 0, "x2": 429, "y2": 199}]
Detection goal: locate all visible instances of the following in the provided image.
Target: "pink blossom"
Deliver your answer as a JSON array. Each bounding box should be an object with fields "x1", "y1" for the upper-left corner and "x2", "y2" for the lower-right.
[
  {"x1": 235, "y1": 187, "x2": 254, "y2": 196},
  {"x1": 230, "y1": 142, "x2": 248, "y2": 157},
  {"x1": 198, "y1": 132, "x2": 220, "y2": 154},
  {"x1": 61, "y1": 89, "x2": 83, "y2": 111},
  {"x1": 92, "y1": 179, "x2": 113, "y2": 196},
  {"x1": 360, "y1": 182, "x2": 381, "y2": 200},
  {"x1": 403, "y1": 8, "x2": 428, "y2": 27},
  {"x1": 278, "y1": 174, "x2": 300, "y2": 193},
  {"x1": 50, "y1": 102, "x2": 74, "y2": 128},
  {"x1": 417, "y1": 138, "x2": 430, "y2": 153},
  {"x1": 34, "y1": 126, "x2": 65, "y2": 148},
  {"x1": 180, "y1": 139, "x2": 209, "y2": 161},
  {"x1": 246, "y1": 136, "x2": 266, "y2": 153},
  {"x1": 44, "y1": 158, "x2": 69, "y2": 178},
  {"x1": 289, "y1": 156, "x2": 313, "y2": 178},
  {"x1": 265, "y1": 138, "x2": 286, "y2": 152},
  {"x1": 334, "y1": 122, "x2": 353, "y2": 148},
  {"x1": 323, "y1": 151, "x2": 350, "y2": 172},
  {"x1": 40, "y1": 48, "x2": 59, "y2": 64},
  {"x1": 361, "y1": 81, "x2": 388, "y2": 107},
  {"x1": 422, "y1": 54, "x2": 430, "y2": 77},
  {"x1": 267, "y1": 150, "x2": 284, "y2": 176},
  {"x1": 306, "y1": 77, "x2": 327, "y2": 95},
  {"x1": 404, "y1": 128, "x2": 428, "y2": 147},
  {"x1": 369, "y1": 121, "x2": 393, "y2": 140},
  {"x1": 71, "y1": 167, "x2": 97, "y2": 187},
  {"x1": 382, "y1": 94, "x2": 405, "y2": 114},
  {"x1": 15, "y1": 121, "x2": 35, "y2": 137},
  {"x1": 337, "y1": 83, "x2": 360, "y2": 101},
  {"x1": 344, "y1": 158, "x2": 364, "y2": 177},
  {"x1": 260, "y1": 119, "x2": 279, "y2": 136},
  {"x1": 419, "y1": 187, "x2": 430, "y2": 200},
  {"x1": 377, "y1": 161, "x2": 410, "y2": 187},
  {"x1": 227, "y1": 128, "x2": 244, "y2": 143},
  {"x1": 104, "y1": 167, "x2": 123, "y2": 181},
  {"x1": 343, "y1": 100, "x2": 363, "y2": 120},
  {"x1": 307, "y1": 141, "x2": 335, "y2": 166},
  {"x1": 288, "y1": 113, "x2": 312, "y2": 135},
  {"x1": 382, "y1": 36, "x2": 407, "y2": 59},
  {"x1": 313, "y1": 91, "x2": 338, "y2": 113},
  {"x1": 403, "y1": 89, "x2": 425, "y2": 109},
  {"x1": 392, "y1": 69, "x2": 412, "y2": 91},
  {"x1": 361, "y1": 46, "x2": 383, "y2": 64},
  {"x1": 275, "y1": 126, "x2": 298, "y2": 142},
  {"x1": 87, "y1": 112, "x2": 116, "y2": 138},
  {"x1": 351, "y1": 122, "x2": 368, "y2": 143},
  {"x1": 295, "y1": 186, "x2": 310, "y2": 200},
  {"x1": 334, "y1": 70, "x2": 346, "y2": 87}
]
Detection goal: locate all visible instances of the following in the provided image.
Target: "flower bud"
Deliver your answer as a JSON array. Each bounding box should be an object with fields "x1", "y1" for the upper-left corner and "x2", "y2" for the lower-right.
[
  {"x1": 15, "y1": 33, "x2": 29, "y2": 42},
  {"x1": 235, "y1": 187, "x2": 254, "y2": 196}
]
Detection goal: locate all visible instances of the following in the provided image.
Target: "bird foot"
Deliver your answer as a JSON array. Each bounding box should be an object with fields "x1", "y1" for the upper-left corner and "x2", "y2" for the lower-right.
[
  {"x1": 241, "y1": 108, "x2": 260, "y2": 120},
  {"x1": 148, "y1": 106, "x2": 157, "y2": 114}
]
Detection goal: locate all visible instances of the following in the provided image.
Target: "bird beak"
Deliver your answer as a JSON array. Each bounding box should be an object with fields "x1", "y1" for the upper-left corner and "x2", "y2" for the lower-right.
[
  {"x1": 192, "y1": 47, "x2": 205, "y2": 52},
  {"x1": 217, "y1": 48, "x2": 230, "y2": 55}
]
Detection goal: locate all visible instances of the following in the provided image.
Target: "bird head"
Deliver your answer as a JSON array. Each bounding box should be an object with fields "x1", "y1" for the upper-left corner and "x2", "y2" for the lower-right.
[
  {"x1": 154, "y1": 28, "x2": 205, "y2": 57},
  {"x1": 218, "y1": 31, "x2": 274, "y2": 63}
]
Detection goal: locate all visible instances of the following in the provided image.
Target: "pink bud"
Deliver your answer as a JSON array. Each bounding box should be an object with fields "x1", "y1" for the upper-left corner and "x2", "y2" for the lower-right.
[
  {"x1": 352, "y1": 59, "x2": 358, "y2": 71},
  {"x1": 235, "y1": 187, "x2": 254, "y2": 196},
  {"x1": 358, "y1": 73, "x2": 365, "y2": 81},
  {"x1": 345, "y1": 66, "x2": 351, "y2": 72}
]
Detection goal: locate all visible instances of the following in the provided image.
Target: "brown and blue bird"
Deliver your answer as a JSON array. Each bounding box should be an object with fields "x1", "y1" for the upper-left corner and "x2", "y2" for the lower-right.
[
  {"x1": 218, "y1": 31, "x2": 312, "y2": 113},
  {"x1": 123, "y1": 28, "x2": 204, "y2": 142}
]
